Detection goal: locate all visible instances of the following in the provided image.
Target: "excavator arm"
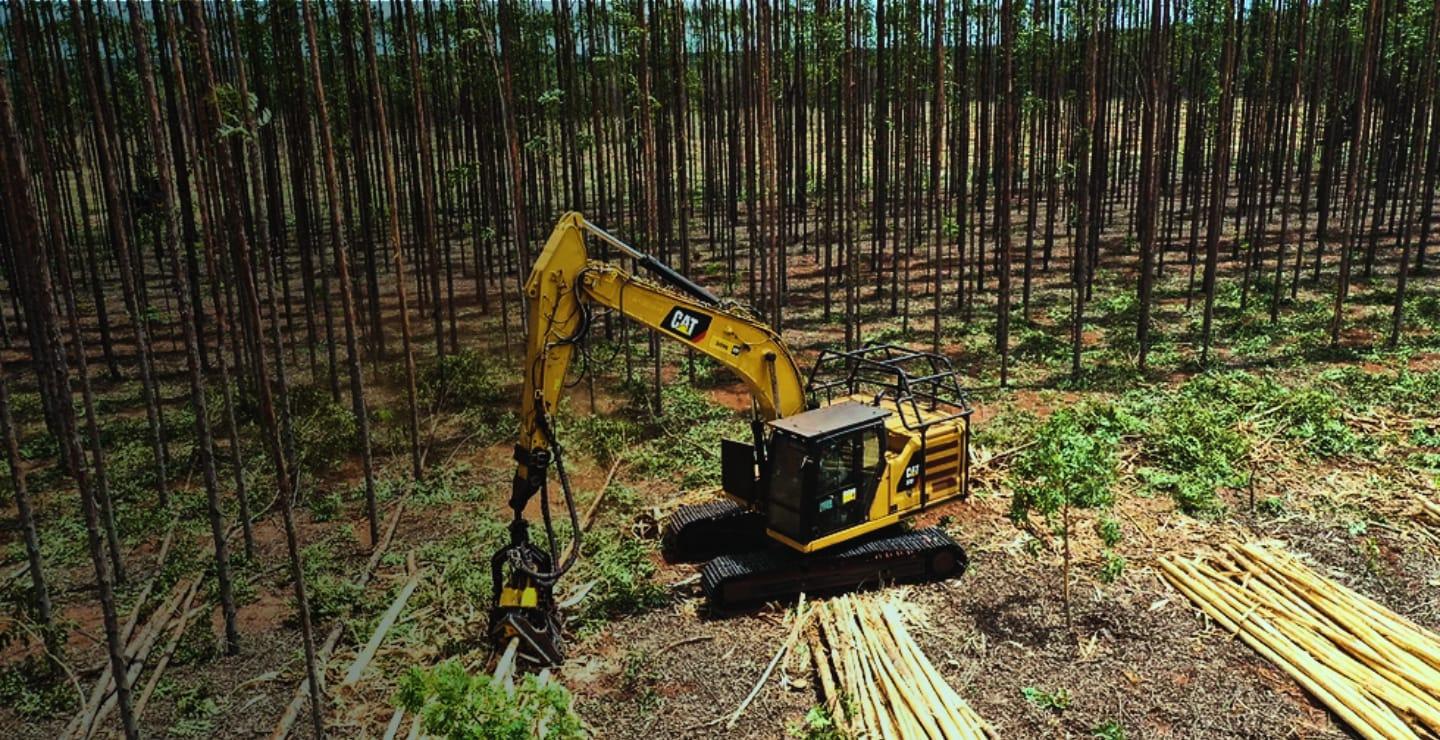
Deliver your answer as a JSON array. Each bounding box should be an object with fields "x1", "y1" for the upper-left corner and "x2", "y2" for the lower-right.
[{"x1": 492, "y1": 212, "x2": 806, "y2": 665}]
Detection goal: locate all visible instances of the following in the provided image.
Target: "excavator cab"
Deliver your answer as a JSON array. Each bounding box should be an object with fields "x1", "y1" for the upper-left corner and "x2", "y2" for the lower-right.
[{"x1": 762, "y1": 404, "x2": 889, "y2": 545}]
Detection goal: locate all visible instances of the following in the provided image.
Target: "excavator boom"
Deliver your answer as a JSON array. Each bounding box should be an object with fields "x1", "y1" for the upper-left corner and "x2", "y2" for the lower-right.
[{"x1": 493, "y1": 213, "x2": 807, "y2": 664}]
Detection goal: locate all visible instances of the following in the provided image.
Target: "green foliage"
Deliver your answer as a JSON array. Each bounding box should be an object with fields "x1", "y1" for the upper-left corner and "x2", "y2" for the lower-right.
[
  {"x1": 1022, "y1": 686, "x2": 1071, "y2": 712},
  {"x1": 310, "y1": 490, "x2": 345, "y2": 522},
  {"x1": 297, "y1": 541, "x2": 362, "y2": 622},
  {"x1": 574, "y1": 527, "x2": 666, "y2": 631},
  {"x1": 619, "y1": 649, "x2": 661, "y2": 714},
  {"x1": 788, "y1": 705, "x2": 849, "y2": 740},
  {"x1": 420, "y1": 350, "x2": 508, "y2": 414},
  {"x1": 1321, "y1": 368, "x2": 1440, "y2": 416},
  {"x1": 1257, "y1": 495, "x2": 1288, "y2": 516},
  {"x1": 1094, "y1": 515, "x2": 1122, "y2": 548},
  {"x1": 624, "y1": 382, "x2": 747, "y2": 488},
  {"x1": 1098, "y1": 550, "x2": 1126, "y2": 584},
  {"x1": 18, "y1": 430, "x2": 58, "y2": 461},
  {"x1": 396, "y1": 660, "x2": 582, "y2": 740},
  {"x1": 419, "y1": 517, "x2": 510, "y2": 605},
  {"x1": 289, "y1": 384, "x2": 357, "y2": 474},
  {"x1": 173, "y1": 617, "x2": 219, "y2": 666},
  {"x1": 1410, "y1": 423, "x2": 1440, "y2": 449},
  {"x1": 418, "y1": 350, "x2": 515, "y2": 445},
  {"x1": 1009, "y1": 407, "x2": 1119, "y2": 524},
  {"x1": 7, "y1": 392, "x2": 42, "y2": 423},
  {"x1": 164, "y1": 682, "x2": 220, "y2": 736},
  {"x1": 407, "y1": 467, "x2": 492, "y2": 507},
  {"x1": 1092, "y1": 720, "x2": 1127, "y2": 740},
  {"x1": 1137, "y1": 393, "x2": 1246, "y2": 518},
  {"x1": 563, "y1": 412, "x2": 635, "y2": 466},
  {"x1": 106, "y1": 437, "x2": 161, "y2": 501},
  {"x1": 0, "y1": 656, "x2": 76, "y2": 719}
]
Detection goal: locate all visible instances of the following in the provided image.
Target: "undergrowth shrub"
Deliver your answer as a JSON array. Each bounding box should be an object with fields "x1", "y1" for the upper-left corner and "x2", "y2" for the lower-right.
[
  {"x1": 573, "y1": 527, "x2": 666, "y2": 632},
  {"x1": 418, "y1": 517, "x2": 510, "y2": 606},
  {"x1": 1321, "y1": 367, "x2": 1440, "y2": 415},
  {"x1": 397, "y1": 660, "x2": 583, "y2": 740},
  {"x1": 289, "y1": 384, "x2": 357, "y2": 474},
  {"x1": 420, "y1": 350, "x2": 515, "y2": 445},
  {"x1": 0, "y1": 656, "x2": 76, "y2": 719},
  {"x1": 1136, "y1": 391, "x2": 1246, "y2": 518},
  {"x1": 419, "y1": 350, "x2": 507, "y2": 413},
  {"x1": 562, "y1": 412, "x2": 635, "y2": 466},
  {"x1": 624, "y1": 382, "x2": 747, "y2": 488},
  {"x1": 296, "y1": 540, "x2": 362, "y2": 622}
]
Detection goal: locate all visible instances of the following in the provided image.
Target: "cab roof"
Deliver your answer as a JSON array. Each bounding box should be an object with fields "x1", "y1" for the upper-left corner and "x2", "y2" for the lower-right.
[{"x1": 768, "y1": 401, "x2": 891, "y2": 440}]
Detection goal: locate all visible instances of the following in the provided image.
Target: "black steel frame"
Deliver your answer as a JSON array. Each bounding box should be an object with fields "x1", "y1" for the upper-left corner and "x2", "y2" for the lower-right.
[{"x1": 804, "y1": 342, "x2": 972, "y2": 432}]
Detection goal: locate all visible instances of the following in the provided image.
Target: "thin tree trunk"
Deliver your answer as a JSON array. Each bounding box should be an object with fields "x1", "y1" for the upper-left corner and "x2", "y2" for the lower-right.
[
  {"x1": 364, "y1": 1, "x2": 424, "y2": 481},
  {"x1": 179, "y1": 4, "x2": 326, "y2": 736},
  {"x1": 304, "y1": 0, "x2": 380, "y2": 545}
]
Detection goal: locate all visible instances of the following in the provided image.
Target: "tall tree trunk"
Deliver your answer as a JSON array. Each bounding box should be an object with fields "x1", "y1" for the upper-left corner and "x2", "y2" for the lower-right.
[
  {"x1": 0, "y1": 66, "x2": 139, "y2": 740},
  {"x1": 1201, "y1": 0, "x2": 1238, "y2": 366},
  {"x1": 364, "y1": 1, "x2": 424, "y2": 481},
  {"x1": 1329, "y1": 0, "x2": 1381, "y2": 345},
  {"x1": 126, "y1": 0, "x2": 240, "y2": 654}
]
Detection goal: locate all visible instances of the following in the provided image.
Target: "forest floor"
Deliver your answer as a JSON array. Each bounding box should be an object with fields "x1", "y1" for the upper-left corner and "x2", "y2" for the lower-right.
[{"x1": 1, "y1": 226, "x2": 1438, "y2": 738}]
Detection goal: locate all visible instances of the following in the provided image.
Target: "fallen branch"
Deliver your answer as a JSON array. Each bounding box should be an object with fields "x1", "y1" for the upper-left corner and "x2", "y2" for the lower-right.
[
  {"x1": 661, "y1": 634, "x2": 714, "y2": 653},
  {"x1": 725, "y1": 594, "x2": 809, "y2": 730},
  {"x1": 340, "y1": 567, "x2": 422, "y2": 687},
  {"x1": 70, "y1": 575, "x2": 199, "y2": 739},
  {"x1": 271, "y1": 501, "x2": 406, "y2": 740},
  {"x1": 133, "y1": 591, "x2": 206, "y2": 721}
]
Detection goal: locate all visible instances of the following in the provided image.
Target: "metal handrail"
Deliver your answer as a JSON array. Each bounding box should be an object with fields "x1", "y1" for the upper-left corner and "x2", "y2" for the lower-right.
[{"x1": 805, "y1": 342, "x2": 971, "y2": 432}]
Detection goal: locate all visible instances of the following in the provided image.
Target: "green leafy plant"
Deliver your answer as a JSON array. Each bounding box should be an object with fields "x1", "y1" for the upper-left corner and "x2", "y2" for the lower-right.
[
  {"x1": 0, "y1": 656, "x2": 76, "y2": 719},
  {"x1": 288, "y1": 384, "x2": 358, "y2": 474},
  {"x1": 1022, "y1": 685, "x2": 1071, "y2": 712},
  {"x1": 1139, "y1": 393, "x2": 1247, "y2": 518},
  {"x1": 1009, "y1": 407, "x2": 1119, "y2": 632},
  {"x1": 1092, "y1": 720, "x2": 1127, "y2": 739},
  {"x1": 619, "y1": 649, "x2": 661, "y2": 714},
  {"x1": 1098, "y1": 550, "x2": 1126, "y2": 584},
  {"x1": 397, "y1": 660, "x2": 582, "y2": 740},
  {"x1": 788, "y1": 705, "x2": 849, "y2": 739},
  {"x1": 1095, "y1": 515, "x2": 1122, "y2": 547},
  {"x1": 166, "y1": 682, "x2": 220, "y2": 736},
  {"x1": 574, "y1": 528, "x2": 666, "y2": 632},
  {"x1": 419, "y1": 350, "x2": 507, "y2": 414}
]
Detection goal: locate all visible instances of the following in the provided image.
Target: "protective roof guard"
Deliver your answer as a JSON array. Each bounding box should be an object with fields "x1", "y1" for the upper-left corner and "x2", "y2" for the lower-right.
[{"x1": 805, "y1": 342, "x2": 972, "y2": 432}]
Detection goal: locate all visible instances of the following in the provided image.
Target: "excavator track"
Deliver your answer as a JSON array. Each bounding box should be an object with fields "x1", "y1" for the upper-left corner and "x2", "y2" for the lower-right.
[
  {"x1": 701, "y1": 527, "x2": 966, "y2": 608},
  {"x1": 662, "y1": 500, "x2": 768, "y2": 563}
]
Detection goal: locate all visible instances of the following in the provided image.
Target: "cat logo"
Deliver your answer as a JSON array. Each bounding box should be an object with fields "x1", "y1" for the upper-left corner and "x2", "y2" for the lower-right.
[
  {"x1": 662, "y1": 306, "x2": 713, "y2": 342},
  {"x1": 899, "y1": 455, "x2": 924, "y2": 490}
]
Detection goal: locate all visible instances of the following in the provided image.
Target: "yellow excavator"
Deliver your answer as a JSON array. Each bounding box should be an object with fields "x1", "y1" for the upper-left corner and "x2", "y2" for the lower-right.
[{"x1": 490, "y1": 213, "x2": 973, "y2": 665}]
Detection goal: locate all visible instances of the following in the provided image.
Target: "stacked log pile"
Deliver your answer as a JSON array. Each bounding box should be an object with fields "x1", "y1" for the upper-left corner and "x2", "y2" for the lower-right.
[
  {"x1": 1161, "y1": 542, "x2": 1440, "y2": 740},
  {"x1": 809, "y1": 594, "x2": 994, "y2": 739}
]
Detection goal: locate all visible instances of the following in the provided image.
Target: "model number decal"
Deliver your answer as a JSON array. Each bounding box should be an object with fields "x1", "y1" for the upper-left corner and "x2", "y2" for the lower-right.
[{"x1": 663, "y1": 306, "x2": 713, "y2": 341}]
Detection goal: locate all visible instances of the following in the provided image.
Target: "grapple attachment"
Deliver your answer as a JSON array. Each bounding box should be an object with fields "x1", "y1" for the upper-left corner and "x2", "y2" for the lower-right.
[{"x1": 488, "y1": 534, "x2": 565, "y2": 666}]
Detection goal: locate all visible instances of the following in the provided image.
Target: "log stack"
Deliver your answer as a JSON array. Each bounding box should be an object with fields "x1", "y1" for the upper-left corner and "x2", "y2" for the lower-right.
[
  {"x1": 1161, "y1": 542, "x2": 1440, "y2": 740},
  {"x1": 810, "y1": 593, "x2": 994, "y2": 739}
]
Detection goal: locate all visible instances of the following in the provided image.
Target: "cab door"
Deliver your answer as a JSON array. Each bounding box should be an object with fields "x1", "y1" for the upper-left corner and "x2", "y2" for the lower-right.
[{"x1": 811, "y1": 427, "x2": 885, "y2": 539}]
